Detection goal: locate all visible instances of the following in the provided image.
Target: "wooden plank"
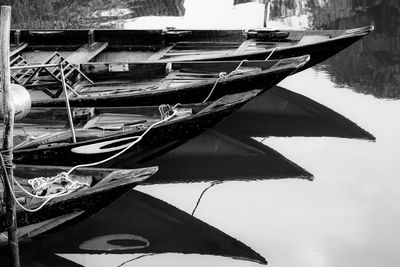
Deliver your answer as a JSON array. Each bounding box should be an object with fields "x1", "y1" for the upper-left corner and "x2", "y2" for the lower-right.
[
  {"x1": 0, "y1": 211, "x2": 85, "y2": 243},
  {"x1": 157, "y1": 79, "x2": 174, "y2": 90},
  {"x1": 159, "y1": 52, "x2": 231, "y2": 61},
  {"x1": 147, "y1": 45, "x2": 175, "y2": 61},
  {"x1": 66, "y1": 42, "x2": 108, "y2": 64},
  {"x1": 177, "y1": 41, "x2": 241, "y2": 46},
  {"x1": 233, "y1": 39, "x2": 252, "y2": 55},
  {"x1": 296, "y1": 35, "x2": 330, "y2": 46},
  {"x1": 10, "y1": 42, "x2": 28, "y2": 57},
  {"x1": 24, "y1": 211, "x2": 84, "y2": 237},
  {"x1": 165, "y1": 50, "x2": 234, "y2": 57}
]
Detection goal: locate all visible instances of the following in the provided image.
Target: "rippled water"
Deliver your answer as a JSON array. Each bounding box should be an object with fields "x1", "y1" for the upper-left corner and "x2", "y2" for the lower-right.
[{"x1": 1, "y1": 0, "x2": 400, "y2": 266}]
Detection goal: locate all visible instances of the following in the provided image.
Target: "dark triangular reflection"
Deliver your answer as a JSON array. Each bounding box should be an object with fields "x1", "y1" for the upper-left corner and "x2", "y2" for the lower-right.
[
  {"x1": 130, "y1": 128, "x2": 312, "y2": 183},
  {"x1": 218, "y1": 86, "x2": 375, "y2": 140},
  {"x1": 1, "y1": 190, "x2": 267, "y2": 266}
]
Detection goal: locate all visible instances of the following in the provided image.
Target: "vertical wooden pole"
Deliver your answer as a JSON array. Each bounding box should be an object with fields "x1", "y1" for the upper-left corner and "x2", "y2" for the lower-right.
[
  {"x1": 60, "y1": 63, "x2": 76, "y2": 143},
  {"x1": 264, "y1": 1, "x2": 271, "y2": 28},
  {"x1": 0, "y1": 6, "x2": 20, "y2": 267}
]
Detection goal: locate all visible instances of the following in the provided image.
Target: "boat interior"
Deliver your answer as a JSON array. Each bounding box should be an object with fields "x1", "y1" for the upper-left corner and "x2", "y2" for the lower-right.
[
  {"x1": 5, "y1": 106, "x2": 187, "y2": 150},
  {"x1": 9, "y1": 28, "x2": 318, "y2": 63},
  {"x1": 76, "y1": 60, "x2": 276, "y2": 96}
]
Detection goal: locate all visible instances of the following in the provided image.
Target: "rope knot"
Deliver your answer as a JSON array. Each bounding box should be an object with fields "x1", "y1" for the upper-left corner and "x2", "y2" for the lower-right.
[
  {"x1": 159, "y1": 104, "x2": 173, "y2": 120},
  {"x1": 1, "y1": 151, "x2": 16, "y2": 169}
]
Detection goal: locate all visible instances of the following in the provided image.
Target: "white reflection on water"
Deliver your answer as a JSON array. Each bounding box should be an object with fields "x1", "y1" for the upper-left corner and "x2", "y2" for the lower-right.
[
  {"x1": 124, "y1": 0, "x2": 310, "y2": 30},
  {"x1": 260, "y1": 69, "x2": 400, "y2": 266},
  {"x1": 59, "y1": 252, "x2": 263, "y2": 267},
  {"x1": 79, "y1": 234, "x2": 150, "y2": 251},
  {"x1": 124, "y1": 0, "x2": 265, "y2": 29},
  {"x1": 139, "y1": 68, "x2": 400, "y2": 267}
]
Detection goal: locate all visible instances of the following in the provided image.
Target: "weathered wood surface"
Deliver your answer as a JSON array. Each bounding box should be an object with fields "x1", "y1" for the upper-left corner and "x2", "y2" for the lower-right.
[
  {"x1": 66, "y1": 42, "x2": 108, "y2": 64},
  {"x1": 10, "y1": 42, "x2": 27, "y2": 57}
]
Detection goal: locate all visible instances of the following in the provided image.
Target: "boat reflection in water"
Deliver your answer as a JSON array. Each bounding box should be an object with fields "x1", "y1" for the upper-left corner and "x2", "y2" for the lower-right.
[
  {"x1": 219, "y1": 86, "x2": 375, "y2": 140},
  {"x1": 0, "y1": 190, "x2": 267, "y2": 266},
  {"x1": 131, "y1": 127, "x2": 313, "y2": 184}
]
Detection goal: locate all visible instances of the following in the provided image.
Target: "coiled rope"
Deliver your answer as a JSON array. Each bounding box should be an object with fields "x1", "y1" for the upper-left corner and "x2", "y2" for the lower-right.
[{"x1": 0, "y1": 153, "x2": 79, "y2": 213}]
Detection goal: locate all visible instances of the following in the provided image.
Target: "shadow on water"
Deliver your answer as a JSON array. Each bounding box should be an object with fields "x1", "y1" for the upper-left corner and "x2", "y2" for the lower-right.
[
  {"x1": 218, "y1": 86, "x2": 375, "y2": 140},
  {"x1": 132, "y1": 127, "x2": 313, "y2": 184},
  {"x1": 0, "y1": 190, "x2": 267, "y2": 266}
]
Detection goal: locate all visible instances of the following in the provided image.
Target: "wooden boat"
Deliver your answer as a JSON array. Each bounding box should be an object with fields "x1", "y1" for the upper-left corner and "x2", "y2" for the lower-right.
[
  {"x1": 27, "y1": 55, "x2": 309, "y2": 107},
  {"x1": 2, "y1": 90, "x2": 260, "y2": 167},
  {"x1": 9, "y1": 25, "x2": 373, "y2": 73},
  {"x1": 0, "y1": 165, "x2": 157, "y2": 234}
]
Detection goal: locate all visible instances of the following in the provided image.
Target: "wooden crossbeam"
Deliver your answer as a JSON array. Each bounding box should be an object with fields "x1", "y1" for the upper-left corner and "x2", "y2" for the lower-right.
[
  {"x1": 233, "y1": 39, "x2": 252, "y2": 54},
  {"x1": 10, "y1": 42, "x2": 27, "y2": 57},
  {"x1": 66, "y1": 42, "x2": 108, "y2": 64},
  {"x1": 147, "y1": 45, "x2": 175, "y2": 61}
]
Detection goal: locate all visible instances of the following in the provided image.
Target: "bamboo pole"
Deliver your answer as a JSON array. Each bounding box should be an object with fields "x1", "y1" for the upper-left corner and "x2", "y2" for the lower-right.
[
  {"x1": 11, "y1": 63, "x2": 60, "y2": 70},
  {"x1": 0, "y1": 6, "x2": 21, "y2": 267},
  {"x1": 60, "y1": 63, "x2": 77, "y2": 143}
]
